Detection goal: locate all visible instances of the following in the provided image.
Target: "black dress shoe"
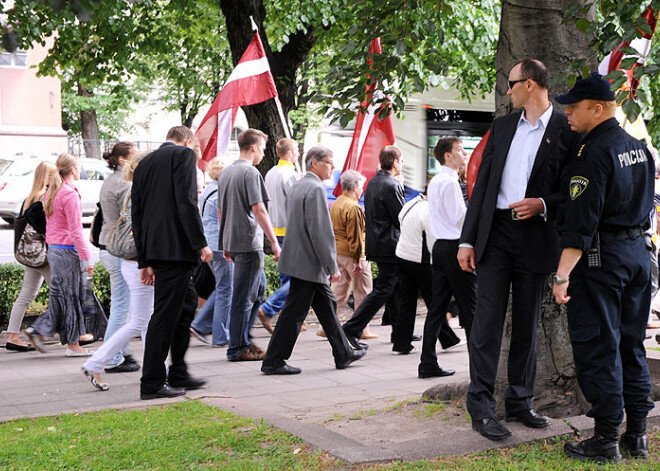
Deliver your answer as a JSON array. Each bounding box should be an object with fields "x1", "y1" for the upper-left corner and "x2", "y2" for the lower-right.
[
  {"x1": 168, "y1": 376, "x2": 207, "y2": 390},
  {"x1": 105, "y1": 361, "x2": 141, "y2": 373},
  {"x1": 412, "y1": 334, "x2": 422, "y2": 342},
  {"x1": 140, "y1": 383, "x2": 186, "y2": 400},
  {"x1": 261, "y1": 363, "x2": 302, "y2": 375},
  {"x1": 620, "y1": 432, "x2": 649, "y2": 458},
  {"x1": 472, "y1": 417, "x2": 512, "y2": 441},
  {"x1": 418, "y1": 367, "x2": 455, "y2": 379},
  {"x1": 564, "y1": 435, "x2": 621, "y2": 463},
  {"x1": 336, "y1": 348, "x2": 366, "y2": 369},
  {"x1": 5, "y1": 342, "x2": 36, "y2": 352},
  {"x1": 505, "y1": 409, "x2": 551, "y2": 428},
  {"x1": 345, "y1": 334, "x2": 368, "y2": 350}
]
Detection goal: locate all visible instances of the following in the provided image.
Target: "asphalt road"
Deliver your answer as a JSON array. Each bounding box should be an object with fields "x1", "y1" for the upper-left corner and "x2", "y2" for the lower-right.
[{"x1": 0, "y1": 222, "x2": 100, "y2": 265}]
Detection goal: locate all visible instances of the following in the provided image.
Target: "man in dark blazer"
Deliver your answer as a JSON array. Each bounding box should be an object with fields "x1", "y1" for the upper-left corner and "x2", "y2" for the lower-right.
[
  {"x1": 458, "y1": 59, "x2": 577, "y2": 440},
  {"x1": 261, "y1": 146, "x2": 366, "y2": 374},
  {"x1": 342, "y1": 146, "x2": 405, "y2": 349},
  {"x1": 132, "y1": 125, "x2": 212, "y2": 400}
]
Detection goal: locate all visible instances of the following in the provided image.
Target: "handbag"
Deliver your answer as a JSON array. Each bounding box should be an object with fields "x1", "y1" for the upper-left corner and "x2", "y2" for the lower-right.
[
  {"x1": 107, "y1": 193, "x2": 137, "y2": 260},
  {"x1": 82, "y1": 275, "x2": 108, "y2": 340},
  {"x1": 14, "y1": 201, "x2": 48, "y2": 269},
  {"x1": 89, "y1": 202, "x2": 103, "y2": 248}
]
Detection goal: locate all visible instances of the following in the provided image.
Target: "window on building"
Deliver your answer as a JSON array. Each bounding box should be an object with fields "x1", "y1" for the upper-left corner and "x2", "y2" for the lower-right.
[{"x1": 0, "y1": 49, "x2": 28, "y2": 68}]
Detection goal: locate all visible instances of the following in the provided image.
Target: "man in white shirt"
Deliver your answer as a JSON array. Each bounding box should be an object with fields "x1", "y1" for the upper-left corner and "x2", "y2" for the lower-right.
[
  {"x1": 258, "y1": 139, "x2": 301, "y2": 333},
  {"x1": 458, "y1": 59, "x2": 577, "y2": 441},
  {"x1": 418, "y1": 137, "x2": 474, "y2": 377}
]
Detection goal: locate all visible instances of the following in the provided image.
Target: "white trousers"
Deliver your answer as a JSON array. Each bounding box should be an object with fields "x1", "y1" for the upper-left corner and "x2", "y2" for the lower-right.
[{"x1": 83, "y1": 261, "x2": 154, "y2": 373}]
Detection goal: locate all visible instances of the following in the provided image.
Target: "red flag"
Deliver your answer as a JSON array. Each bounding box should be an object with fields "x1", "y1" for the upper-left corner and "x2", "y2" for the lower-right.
[
  {"x1": 598, "y1": 4, "x2": 658, "y2": 97},
  {"x1": 195, "y1": 31, "x2": 278, "y2": 169},
  {"x1": 466, "y1": 130, "x2": 489, "y2": 199},
  {"x1": 333, "y1": 38, "x2": 396, "y2": 197}
]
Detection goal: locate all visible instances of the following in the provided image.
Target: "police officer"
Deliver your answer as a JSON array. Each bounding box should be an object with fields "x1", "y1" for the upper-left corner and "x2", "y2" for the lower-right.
[{"x1": 553, "y1": 73, "x2": 655, "y2": 463}]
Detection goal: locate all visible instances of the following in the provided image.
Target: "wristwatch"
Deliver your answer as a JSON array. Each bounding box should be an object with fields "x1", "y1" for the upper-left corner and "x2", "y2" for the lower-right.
[{"x1": 554, "y1": 275, "x2": 569, "y2": 285}]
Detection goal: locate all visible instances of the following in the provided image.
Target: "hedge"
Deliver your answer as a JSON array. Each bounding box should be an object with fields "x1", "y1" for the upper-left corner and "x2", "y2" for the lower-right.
[
  {"x1": 1, "y1": 255, "x2": 374, "y2": 328},
  {"x1": 0, "y1": 263, "x2": 110, "y2": 329}
]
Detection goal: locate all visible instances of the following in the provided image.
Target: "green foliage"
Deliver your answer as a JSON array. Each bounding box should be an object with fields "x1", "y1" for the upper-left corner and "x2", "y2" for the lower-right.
[
  {"x1": 0, "y1": 263, "x2": 110, "y2": 328},
  {"x1": 0, "y1": 264, "x2": 49, "y2": 328},
  {"x1": 264, "y1": 254, "x2": 281, "y2": 297},
  {"x1": 564, "y1": 0, "x2": 660, "y2": 146}
]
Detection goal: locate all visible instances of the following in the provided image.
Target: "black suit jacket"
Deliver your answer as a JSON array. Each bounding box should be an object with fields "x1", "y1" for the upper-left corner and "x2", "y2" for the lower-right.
[
  {"x1": 364, "y1": 170, "x2": 405, "y2": 262},
  {"x1": 131, "y1": 142, "x2": 207, "y2": 268},
  {"x1": 460, "y1": 109, "x2": 577, "y2": 273}
]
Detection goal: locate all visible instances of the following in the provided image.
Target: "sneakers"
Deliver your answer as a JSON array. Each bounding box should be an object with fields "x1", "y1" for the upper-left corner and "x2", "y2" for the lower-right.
[
  {"x1": 229, "y1": 344, "x2": 265, "y2": 361},
  {"x1": 23, "y1": 327, "x2": 46, "y2": 353},
  {"x1": 189, "y1": 326, "x2": 209, "y2": 344},
  {"x1": 65, "y1": 348, "x2": 93, "y2": 357}
]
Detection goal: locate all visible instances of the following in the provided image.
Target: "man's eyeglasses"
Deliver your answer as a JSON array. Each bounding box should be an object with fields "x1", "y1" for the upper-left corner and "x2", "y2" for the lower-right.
[
  {"x1": 320, "y1": 159, "x2": 334, "y2": 167},
  {"x1": 508, "y1": 78, "x2": 528, "y2": 89}
]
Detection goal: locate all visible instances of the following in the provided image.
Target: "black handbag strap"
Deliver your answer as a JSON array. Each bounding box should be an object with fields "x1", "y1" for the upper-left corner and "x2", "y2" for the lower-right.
[{"x1": 201, "y1": 188, "x2": 218, "y2": 216}]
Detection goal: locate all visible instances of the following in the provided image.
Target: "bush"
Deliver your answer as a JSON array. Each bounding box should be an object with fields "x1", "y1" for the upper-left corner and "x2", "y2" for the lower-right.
[
  {"x1": 264, "y1": 254, "x2": 281, "y2": 297},
  {"x1": 0, "y1": 262, "x2": 110, "y2": 329}
]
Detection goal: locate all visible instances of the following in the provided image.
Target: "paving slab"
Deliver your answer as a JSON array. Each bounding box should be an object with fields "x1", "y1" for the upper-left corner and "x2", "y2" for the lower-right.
[{"x1": 2, "y1": 316, "x2": 660, "y2": 465}]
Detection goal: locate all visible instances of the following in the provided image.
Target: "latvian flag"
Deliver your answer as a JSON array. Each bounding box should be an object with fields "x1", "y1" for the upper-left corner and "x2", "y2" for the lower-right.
[
  {"x1": 196, "y1": 30, "x2": 278, "y2": 169},
  {"x1": 333, "y1": 38, "x2": 396, "y2": 197}
]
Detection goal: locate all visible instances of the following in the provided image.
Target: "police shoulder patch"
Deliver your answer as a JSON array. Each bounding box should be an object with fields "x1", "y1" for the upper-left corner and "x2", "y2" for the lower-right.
[{"x1": 569, "y1": 176, "x2": 589, "y2": 200}]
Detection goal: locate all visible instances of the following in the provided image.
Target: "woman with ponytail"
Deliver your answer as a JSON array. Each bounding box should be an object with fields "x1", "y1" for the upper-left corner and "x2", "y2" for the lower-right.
[
  {"x1": 24, "y1": 153, "x2": 95, "y2": 356},
  {"x1": 96, "y1": 141, "x2": 139, "y2": 372},
  {"x1": 4, "y1": 161, "x2": 57, "y2": 352}
]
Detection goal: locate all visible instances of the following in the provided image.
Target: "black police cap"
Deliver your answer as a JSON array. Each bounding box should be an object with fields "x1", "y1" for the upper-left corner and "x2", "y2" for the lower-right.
[{"x1": 555, "y1": 72, "x2": 616, "y2": 105}]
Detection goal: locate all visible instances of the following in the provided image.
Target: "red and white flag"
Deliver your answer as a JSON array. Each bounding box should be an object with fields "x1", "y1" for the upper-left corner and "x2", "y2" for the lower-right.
[
  {"x1": 598, "y1": 4, "x2": 658, "y2": 97},
  {"x1": 333, "y1": 38, "x2": 396, "y2": 197},
  {"x1": 195, "y1": 29, "x2": 278, "y2": 169}
]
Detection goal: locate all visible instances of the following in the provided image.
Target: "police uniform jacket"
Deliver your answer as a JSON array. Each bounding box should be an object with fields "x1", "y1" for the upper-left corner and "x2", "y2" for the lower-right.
[{"x1": 559, "y1": 117, "x2": 654, "y2": 251}]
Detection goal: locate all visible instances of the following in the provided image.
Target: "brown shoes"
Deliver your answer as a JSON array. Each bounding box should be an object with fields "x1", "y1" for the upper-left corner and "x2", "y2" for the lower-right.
[
  {"x1": 258, "y1": 308, "x2": 274, "y2": 334},
  {"x1": 229, "y1": 344, "x2": 266, "y2": 361}
]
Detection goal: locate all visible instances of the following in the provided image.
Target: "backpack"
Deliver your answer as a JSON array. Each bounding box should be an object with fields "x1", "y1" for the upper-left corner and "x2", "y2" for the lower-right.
[{"x1": 89, "y1": 202, "x2": 103, "y2": 248}]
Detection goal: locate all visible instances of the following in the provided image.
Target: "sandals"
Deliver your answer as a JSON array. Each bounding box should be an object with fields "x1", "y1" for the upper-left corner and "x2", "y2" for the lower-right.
[{"x1": 82, "y1": 367, "x2": 109, "y2": 391}]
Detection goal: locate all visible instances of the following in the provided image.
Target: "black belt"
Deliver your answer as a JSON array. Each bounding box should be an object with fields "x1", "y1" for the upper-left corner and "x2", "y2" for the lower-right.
[
  {"x1": 99, "y1": 244, "x2": 107, "y2": 250},
  {"x1": 599, "y1": 227, "x2": 645, "y2": 242},
  {"x1": 494, "y1": 208, "x2": 520, "y2": 221}
]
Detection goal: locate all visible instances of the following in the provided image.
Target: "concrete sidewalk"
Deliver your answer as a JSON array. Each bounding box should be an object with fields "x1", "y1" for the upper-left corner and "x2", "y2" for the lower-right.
[{"x1": 2, "y1": 315, "x2": 660, "y2": 464}]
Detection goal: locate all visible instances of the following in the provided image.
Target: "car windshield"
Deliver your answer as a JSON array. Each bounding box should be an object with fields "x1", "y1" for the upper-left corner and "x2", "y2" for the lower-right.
[{"x1": 0, "y1": 159, "x2": 42, "y2": 178}]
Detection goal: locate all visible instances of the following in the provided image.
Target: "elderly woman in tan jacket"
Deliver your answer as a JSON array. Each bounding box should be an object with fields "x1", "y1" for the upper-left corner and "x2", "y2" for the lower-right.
[{"x1": 317, "y1": 170, "x2": 376, "y2": 339}]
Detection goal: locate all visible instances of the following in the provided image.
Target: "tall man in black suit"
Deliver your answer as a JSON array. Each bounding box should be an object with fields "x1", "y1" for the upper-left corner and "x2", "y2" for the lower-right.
[
  {"x1": 132, "y1": 126, "x2": 213, "y2": 400},
  {"x1": 458, "y1": 59, "x2": 577, "y2": 440}
]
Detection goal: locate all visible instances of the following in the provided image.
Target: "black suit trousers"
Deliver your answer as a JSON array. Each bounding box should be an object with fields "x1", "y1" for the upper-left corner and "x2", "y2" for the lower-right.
[
  {"x1": 140, "y1": 261, "x2": 197, "y2": 394},
  {"x1": 343, "y1": 261, "x2": 400, "y2": 338},
  {"x1": 466, "y1": 214, "x2": 548, "y2": 420},
  {"x1": 420, "y1": 239, "x2": 476, "y2": 372},
  {"x1": 263, "y1": 277, "x2": 352, "y2": 368}
]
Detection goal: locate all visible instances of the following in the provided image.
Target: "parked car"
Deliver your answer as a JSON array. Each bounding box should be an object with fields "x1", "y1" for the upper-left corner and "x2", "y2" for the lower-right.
[{"x1": 0, "y1": 154, "x2": 112, "y2": 225}]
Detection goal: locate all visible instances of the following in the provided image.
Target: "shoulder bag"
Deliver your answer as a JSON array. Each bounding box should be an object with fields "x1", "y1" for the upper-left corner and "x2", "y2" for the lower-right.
[
  {"x1": 14, "y1": 200, "x2": 48, "y2": 269},
  {"x1": 107, "y1": 193, "x2": 137, "y2": 260}
]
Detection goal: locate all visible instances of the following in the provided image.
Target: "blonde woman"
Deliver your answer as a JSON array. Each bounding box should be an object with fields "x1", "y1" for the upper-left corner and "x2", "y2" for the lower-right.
[
  {"x1": 5, "y1": 161, "x2": 57, "y2": 352},
  {"x1": 24, "y1": 153, "x2": 94, "y2": 356},
  {"x1": 82, "y1": 151, "x2": 154, "y2": 391}
]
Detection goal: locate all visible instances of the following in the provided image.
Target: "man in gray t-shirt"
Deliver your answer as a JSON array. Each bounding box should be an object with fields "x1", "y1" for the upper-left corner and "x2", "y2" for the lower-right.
[
  {"x1": 217, "y1": 160, "x2": 269, "y2": 252},
  {"x1": 216, "y1": 129, "x2": 281, "y2": 361}
]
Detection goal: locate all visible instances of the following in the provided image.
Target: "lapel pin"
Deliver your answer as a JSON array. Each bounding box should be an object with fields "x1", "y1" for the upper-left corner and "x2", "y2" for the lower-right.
[{"x1": 546, "y1": 138, "x2": 551, "y2": 144}]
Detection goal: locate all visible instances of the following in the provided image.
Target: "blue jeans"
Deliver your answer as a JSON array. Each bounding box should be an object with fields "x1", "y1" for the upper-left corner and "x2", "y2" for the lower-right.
[
  {"x1": 99, "y1": 250, "x2": 130, "y2": 366},
  {"x1": 191, "y1": 252, "x2": 233, "y2": 345},
  {"x1": 227, "y1": 251, "x2": 265, "y2": 359},
  {"x1": 260, "y1": 236, "x2": 289, "y2": 317}
]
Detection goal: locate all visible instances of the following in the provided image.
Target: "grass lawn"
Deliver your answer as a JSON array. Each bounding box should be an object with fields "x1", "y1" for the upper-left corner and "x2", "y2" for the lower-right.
[{"x1": 0, "y1": 400, "x2": 658, "y2": 470}]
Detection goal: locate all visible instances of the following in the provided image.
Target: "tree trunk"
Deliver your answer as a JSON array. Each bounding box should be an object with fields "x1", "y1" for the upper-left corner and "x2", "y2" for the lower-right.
[
  {"x1": 493, "y1": 0, "x2": 597, "y2": 418},
  {"x1": 77, "y1": 83, "x2": 101, "y2": 160},
  {"x1": 219, "y1": 0, "x2": 316, "y2": 176}
]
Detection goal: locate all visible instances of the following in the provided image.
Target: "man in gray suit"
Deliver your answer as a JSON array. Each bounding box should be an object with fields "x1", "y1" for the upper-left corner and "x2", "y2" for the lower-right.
[{"x1": 261, "y1": 147, "x2": 367, "y2": 375}]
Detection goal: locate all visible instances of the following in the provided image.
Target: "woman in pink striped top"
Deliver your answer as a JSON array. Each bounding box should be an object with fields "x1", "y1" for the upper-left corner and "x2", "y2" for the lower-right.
[{"x1": 25, "y1": 153, "x2": 95, "y2": 356}]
